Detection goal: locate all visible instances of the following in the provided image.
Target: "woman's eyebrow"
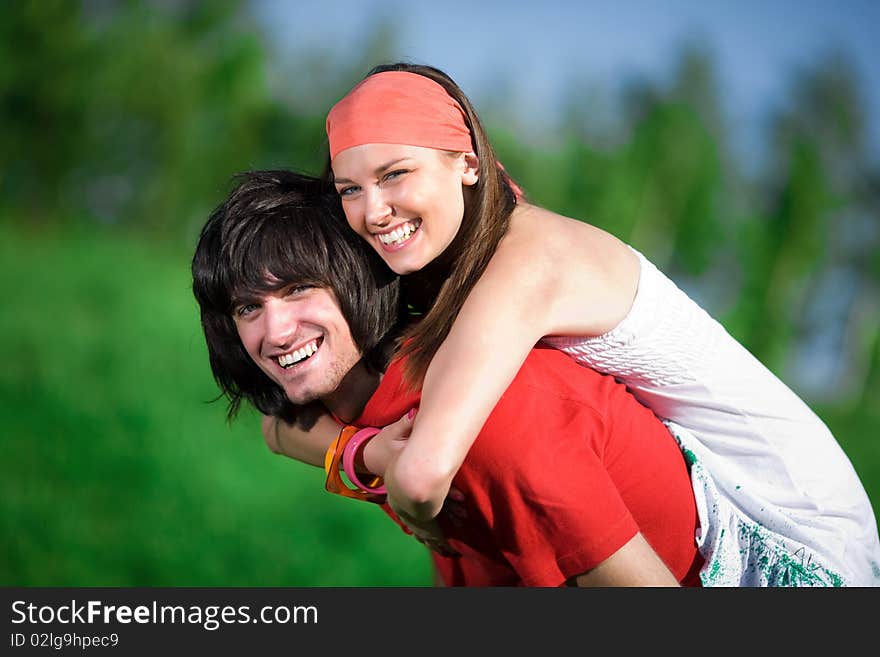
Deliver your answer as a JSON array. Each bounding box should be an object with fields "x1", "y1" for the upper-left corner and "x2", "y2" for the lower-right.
[{"x1": 333, "y1": 158, "x2": 412, "y2": 184}]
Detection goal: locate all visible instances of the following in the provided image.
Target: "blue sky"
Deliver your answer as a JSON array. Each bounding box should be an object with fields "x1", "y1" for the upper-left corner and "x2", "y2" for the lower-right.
[{"x1": 254, "y1": 0, "x2": 880, "y2": 164}]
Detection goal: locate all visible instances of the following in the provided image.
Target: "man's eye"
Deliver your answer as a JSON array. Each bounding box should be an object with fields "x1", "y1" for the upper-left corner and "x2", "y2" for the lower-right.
[
  {"x1": 235, "y1": 303, "x2": 258, "y2": 317},
  {"x1": 286, "y1": 285, "x2": 313, "y2": 297}
]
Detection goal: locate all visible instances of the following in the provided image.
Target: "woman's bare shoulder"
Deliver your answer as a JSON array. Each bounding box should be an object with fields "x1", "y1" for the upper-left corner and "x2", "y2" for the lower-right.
[
  {"x1": 503, "y1": 204, "x2": 633, "y2": 268},
  {"x1": 495, "y1": 203, "x2": 641, "y2": 336}
]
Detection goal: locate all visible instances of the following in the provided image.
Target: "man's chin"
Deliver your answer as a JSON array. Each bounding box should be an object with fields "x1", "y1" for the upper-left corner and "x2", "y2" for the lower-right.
[
  {"x1": 284, "y1": 389, "x2": 322, "y2": 406},
  {"x1": 282, "y1": 378, "x2": 340, "y2": 406}
]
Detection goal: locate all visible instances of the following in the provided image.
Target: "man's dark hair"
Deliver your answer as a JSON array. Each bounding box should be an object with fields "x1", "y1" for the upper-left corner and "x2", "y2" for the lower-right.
[{"x1": 192, "y1": 169, "x2": 401, "y2": 423}]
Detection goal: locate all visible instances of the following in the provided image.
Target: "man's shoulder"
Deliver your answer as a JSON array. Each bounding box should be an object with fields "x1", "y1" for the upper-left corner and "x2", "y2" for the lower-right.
[
  {"x1": 462, "y1": 346, "x2": 617, "y2": 478},
  {"x1": 509, "y1": 345, "x2": 610, "y2": 402},
  {"x1": 356, "y1": 357, "x2": 420, "y2": 427},
  {"x1": 477, "y1": 346, "x2": 612, "y2": 438}
]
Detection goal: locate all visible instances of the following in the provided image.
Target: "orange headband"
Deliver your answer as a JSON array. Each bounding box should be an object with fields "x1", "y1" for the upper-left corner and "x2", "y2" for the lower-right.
[{"x1": 326, "y1": 71, "x2": 474, "y2": 160}]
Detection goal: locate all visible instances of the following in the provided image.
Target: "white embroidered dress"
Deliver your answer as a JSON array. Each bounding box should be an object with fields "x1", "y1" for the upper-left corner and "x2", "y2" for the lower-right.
[{"x1": 543, "y1": 249, "x2": 880, "y2": 586}]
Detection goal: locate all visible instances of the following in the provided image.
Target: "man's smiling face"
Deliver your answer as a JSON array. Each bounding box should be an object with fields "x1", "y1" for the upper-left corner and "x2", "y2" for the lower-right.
[{"x1": 232, "y1": 282, "x2": 362, "y2": 405}]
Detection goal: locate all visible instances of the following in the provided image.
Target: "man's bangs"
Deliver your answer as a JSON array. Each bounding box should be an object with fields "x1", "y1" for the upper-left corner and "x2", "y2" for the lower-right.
[{"x1": 227, "y1": 212, "x2": 332, "y2": 302}]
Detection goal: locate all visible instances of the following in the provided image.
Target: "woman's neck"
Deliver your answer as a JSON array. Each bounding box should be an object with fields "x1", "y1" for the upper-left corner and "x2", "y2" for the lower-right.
[
  {"x1": 401, "y1": 271, "x2": 440, "y2": 314},
  {"x1": 401, "y1": 254, "x2": 451, "y2": 313}
]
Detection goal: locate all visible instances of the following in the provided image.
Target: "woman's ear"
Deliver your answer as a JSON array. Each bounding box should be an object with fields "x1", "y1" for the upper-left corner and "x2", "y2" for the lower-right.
[{"x1": 461, "y1": 151, "x2": 479, "y2": 186}]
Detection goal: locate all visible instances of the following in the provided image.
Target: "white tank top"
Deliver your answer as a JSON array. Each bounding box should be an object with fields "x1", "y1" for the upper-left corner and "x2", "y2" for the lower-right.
[{"x1": 543, "y1": 248, "x2": 880, "y2": 585}]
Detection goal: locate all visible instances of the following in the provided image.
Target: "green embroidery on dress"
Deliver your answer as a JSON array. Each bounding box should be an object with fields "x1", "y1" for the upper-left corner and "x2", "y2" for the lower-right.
[
  {"x1": 704, "y1": 528, "x2": 726, "y2": 584},
  {"x1": 737, "y1": 524, "x2": 844, "y2": 587},
  {"x1": 669, "y1": 421, "x2": 847, "y2": 587}
]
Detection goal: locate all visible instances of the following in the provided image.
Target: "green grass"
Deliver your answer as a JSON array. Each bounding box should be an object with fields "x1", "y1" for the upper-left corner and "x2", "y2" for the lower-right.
[{"x1": 0, "y1": 220, "x2": 432, "y2": 586}]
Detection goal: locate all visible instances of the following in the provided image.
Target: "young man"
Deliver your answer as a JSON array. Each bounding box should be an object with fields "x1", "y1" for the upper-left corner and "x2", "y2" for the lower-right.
[{"x1": 192, "y1": 170, "x2": 704, "y2": 586}]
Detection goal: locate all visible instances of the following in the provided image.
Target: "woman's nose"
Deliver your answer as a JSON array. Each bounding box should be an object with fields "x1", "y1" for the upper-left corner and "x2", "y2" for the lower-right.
[{"x1": 364, "y1": 187, "x2": 392, "y2": 228}]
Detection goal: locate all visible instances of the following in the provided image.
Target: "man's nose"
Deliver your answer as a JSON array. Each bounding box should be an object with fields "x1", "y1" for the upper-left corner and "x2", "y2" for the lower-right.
[
  {"x1": 263, "y1": 298, "x2": 297, "y2": 348},
  {"x1": 364, "y1": 187, "x2": 392, "y2": 228}
]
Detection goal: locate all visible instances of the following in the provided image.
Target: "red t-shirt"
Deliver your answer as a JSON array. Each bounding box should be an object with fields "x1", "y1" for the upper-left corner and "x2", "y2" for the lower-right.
[{"x1": 355, "y1": 345, "x2": 702, "y2": 587}]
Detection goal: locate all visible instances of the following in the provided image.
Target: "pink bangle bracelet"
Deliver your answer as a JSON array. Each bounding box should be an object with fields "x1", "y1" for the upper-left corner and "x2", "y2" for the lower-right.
[{"x1": 341, "y1": 427, "x2": 387, "y2": 494}]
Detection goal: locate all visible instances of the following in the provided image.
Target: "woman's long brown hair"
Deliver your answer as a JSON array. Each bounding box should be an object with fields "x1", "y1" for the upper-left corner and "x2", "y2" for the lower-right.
[{"x1": 325, "y1": 62, "x2": 520, "y2": 388}]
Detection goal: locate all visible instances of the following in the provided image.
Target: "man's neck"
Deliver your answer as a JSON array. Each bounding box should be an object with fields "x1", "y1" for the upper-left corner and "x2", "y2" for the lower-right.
[{"x1": 321, "y1": 359, "x2": 381, "y2": 424}]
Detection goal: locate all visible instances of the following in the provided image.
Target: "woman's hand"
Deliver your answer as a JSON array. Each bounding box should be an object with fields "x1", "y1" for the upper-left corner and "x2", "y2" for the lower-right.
[
  {"x1": 360, "y1": 408, "x2": 417, "y2": 477},
  {"x1": 394, "y1": 487, "x2": 467, "y2": 557},
  {"x1": 403, "y1": 515, "x2": 460, "y2": 558},
  {"x1": 365, "y1": 409, "x2": 466, "y2": 556}
]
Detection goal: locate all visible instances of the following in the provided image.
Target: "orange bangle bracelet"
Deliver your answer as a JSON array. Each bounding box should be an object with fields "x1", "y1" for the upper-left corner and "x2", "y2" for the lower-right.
[{"x1": 323, "y1": 425, "x2": 386, "y2": 504}]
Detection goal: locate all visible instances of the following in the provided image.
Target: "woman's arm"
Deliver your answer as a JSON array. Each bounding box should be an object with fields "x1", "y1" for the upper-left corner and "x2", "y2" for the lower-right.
[{"x1": 384, "y1": 208, "x2": 640, "y2": 521}]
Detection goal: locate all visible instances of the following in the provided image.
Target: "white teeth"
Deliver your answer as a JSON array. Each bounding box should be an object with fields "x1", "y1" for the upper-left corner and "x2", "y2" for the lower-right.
[
  {"x1": 378, "y1": 219, "x2": 420, "y2": 245},
  {"x1": 276, "y1": 339, "x2": 319, "y2": 368}
]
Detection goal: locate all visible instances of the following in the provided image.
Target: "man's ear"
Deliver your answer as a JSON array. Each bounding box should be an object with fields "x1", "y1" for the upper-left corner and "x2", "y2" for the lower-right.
[{"x1": 461, "y1": 151, "x2": 479, "y2": 186}]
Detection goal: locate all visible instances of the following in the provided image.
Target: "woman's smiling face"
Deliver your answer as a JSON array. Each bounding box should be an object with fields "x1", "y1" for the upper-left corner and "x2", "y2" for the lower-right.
[{"x1": 331, "y1": 143, "x2": 478, "y2": 275}]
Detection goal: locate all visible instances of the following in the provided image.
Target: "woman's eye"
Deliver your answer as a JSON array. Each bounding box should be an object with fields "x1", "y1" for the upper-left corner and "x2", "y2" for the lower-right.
[
  {"x1": 384, "y1": 169, "x2": 407, "y2": 181},
  {"x1": 338, "y1": 185, "x2": 359, "y2": 197}
]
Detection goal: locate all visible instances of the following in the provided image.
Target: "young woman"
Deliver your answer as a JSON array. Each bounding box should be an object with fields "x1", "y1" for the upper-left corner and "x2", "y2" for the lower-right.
[{"x1": 267, "y1": 63, "x2": 880, "y2": 586}]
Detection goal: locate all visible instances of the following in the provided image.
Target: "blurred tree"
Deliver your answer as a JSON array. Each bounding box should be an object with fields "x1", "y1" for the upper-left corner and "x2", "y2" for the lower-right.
[
  {"x1": 271, "y1": 13, "x2": 402, "y2": 117},
  {"x1": 858, "y1": 168, "x2": 880, "y2": 411},
  {"x1": 0, "y1": 0, "x2": 327, "y2": 241},
  {"x1": 0, "y1": 1, "x2": 98, "y2": 219},
  {"x1": 614, "y1": 44, "x2": 728, "y2": 280},
  {"x1": 750, "y1": 52, "x2": 878, "y2": 399},
  {"x1": 738, "y1": 137, "x2": 832, "y2": 371}
]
